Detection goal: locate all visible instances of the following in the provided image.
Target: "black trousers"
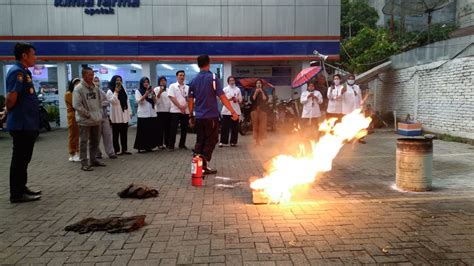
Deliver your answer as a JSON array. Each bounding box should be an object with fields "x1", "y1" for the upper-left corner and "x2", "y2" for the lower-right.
[
  {"x1": 111, "y1": 123, "x2": 128, "y2": 153},
  {"x1": 157, "y1": 112, "x2": 171, "y2": 147},
  {"x1": 9, "y1": 130, "x2": 38, "y2": 198},
  {"x1": 220, "y1": 115, "x2": 239, "y2": 145},
  {"x1": 194, "y1": 118, "x2": 219, "y2": 168},
  {"x1": 169, "y1": 113, "x2": 188, "y2": 148}
]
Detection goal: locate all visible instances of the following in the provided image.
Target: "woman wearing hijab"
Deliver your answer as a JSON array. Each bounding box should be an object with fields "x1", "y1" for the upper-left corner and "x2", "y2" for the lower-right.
[
  {"x1": 106, "y1": 75, "x2": 132, "y2": 155},
  {"x1": 154, "y1": 76, "x2": 172, "y2": 150},
  {"x1": 65, "y1": 78, "x2": 81, "y2": 162},
  {"x1": 134, "y1": 77, "x2": 158, "y2": 153}
]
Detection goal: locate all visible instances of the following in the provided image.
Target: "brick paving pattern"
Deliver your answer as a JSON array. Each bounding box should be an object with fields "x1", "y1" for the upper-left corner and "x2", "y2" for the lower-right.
[{"x1": 1, "y1": 129, "x2": 473, "y2": 265}]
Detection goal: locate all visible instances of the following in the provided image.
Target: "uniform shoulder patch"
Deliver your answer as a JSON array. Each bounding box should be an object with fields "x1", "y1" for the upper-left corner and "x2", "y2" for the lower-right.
[{"x1": 17, "y1": 72, "x2": 23, "y2": 82}]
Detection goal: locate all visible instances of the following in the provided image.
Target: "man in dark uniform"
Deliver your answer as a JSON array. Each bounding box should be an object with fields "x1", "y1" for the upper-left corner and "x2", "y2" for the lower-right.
[
  {"x1": 188, "y1": 55, "x2": 239, "y2": 175},
  {"x1": 5, "y1": 42, "x2": 42, "y2": 203}
]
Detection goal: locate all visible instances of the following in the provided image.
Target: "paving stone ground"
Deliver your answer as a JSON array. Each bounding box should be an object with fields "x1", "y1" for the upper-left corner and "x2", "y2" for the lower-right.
[{"x1": 0, "y1": 128, "x2": 473, "y2": 265}]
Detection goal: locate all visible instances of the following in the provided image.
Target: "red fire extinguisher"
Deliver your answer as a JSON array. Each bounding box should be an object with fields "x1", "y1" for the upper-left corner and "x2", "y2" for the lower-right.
[{"x1": 191, "y1": 155, "x2": 203, "y2": 186}]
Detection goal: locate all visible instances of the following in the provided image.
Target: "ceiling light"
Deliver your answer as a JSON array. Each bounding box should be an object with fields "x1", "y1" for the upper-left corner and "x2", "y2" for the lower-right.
[
  {"x1": 101, "y1": 64, "x2": 117, "y2": 70},
  {"x1": 161, "y1": 64, "x2": 174, "y2": 70},
  {"x1": 131, "y1": 63, "x2": 142, "y2": 69}
]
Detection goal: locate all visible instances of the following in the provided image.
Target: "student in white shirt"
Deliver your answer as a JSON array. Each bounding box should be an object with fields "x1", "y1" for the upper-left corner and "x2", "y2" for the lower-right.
[
  {"x1": 342, "y1": 73, "x2": 362, "y2": 114},
  {"x1": 344, "y1": 73, "x2": 366, "y2": 144},
  {"x1": 327, "y1": 74, "x2": 344, "y2": 123},
  {"x1": 300, "y1": 81, "x2": 323, "y2": 138},
  {"x1": 219, "y1": 76, "x2": 242, "y2": 147},
  {"x1": 133, "y1": 77, "x2": 158, "y2": 153},
  {"x1": 154, "y1": 76, "x2": 172, "y2": 150},
  {"x1": 106, "y1": 75, "x2": 132, "y2": 155},
  {"x1": 168, "y1": 70, "x2": 189, "y2": 150}
]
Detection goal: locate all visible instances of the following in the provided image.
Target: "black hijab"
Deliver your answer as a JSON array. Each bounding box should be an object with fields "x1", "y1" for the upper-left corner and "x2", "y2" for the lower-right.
[
  {"x1": 139, "y1": 77, "x2": 154, "y2": 109},
  {"x1": 109, "y1": 75, "x2": 128, "y2": 112},
  {"x1": 67, "y1": 78, "x2": 80, "y2": 92}
]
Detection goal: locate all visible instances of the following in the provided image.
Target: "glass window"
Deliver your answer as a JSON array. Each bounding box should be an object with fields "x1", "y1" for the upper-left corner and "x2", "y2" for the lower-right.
[{"x1": 156, "y1": 63, "x2": 224, "y2": 86}]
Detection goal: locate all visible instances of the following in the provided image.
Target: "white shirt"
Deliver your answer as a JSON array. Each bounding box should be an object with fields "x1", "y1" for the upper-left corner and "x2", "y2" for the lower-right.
[
  {"x1": 106, "y1": 89, "x2": 131, "y2": 123},
  {"x1": 135, "y1": 90, "x2": 157, "y2": 118},
  {"x1": 341, "y1": 84, "x2": 362, "y2": 114},
  {"x1": 168, "y1": 82, "x2": 189, "y2": 114},
  {"x1": 300, "y1": 90, "x2": 323, "y2": 118},
  {"x1": 327, "y1": 85, "x2": 343, "y2": 114},
  {"x1": 221, "y1": 85, "x2": 242, "y2": 115},
  {"x1": 153, "y1": 87, "x2": 171, "y2": 113}
]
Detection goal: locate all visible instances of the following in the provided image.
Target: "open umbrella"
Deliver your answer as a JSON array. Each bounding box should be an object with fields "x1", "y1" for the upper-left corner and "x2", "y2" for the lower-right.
[
  {"x1": 238, "y1": 78, "x2": 275, "y2": 90},
  {"x1": 291, "y1": 66, "x2": 323, "y2": 89}
]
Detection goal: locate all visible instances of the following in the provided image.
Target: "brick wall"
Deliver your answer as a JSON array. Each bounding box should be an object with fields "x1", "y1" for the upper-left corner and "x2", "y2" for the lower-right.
[{"x1": 375, "y1": 56, "x2": 474, "y2": 139}]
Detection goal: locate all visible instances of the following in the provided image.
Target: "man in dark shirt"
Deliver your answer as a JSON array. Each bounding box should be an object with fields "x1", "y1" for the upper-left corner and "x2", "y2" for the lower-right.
[
  {"x1": 5, "y1": 42, "x2": 42, "y2": 203},
  {"x1": 188, "y1": 55, "x2": 239, "y2": 175}
]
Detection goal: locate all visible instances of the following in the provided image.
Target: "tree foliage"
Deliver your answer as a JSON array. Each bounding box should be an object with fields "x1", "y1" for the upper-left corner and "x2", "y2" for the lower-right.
[
  {"x1": 341, "y1": 27, "x2": 400, "y2": 73},
  {"x1": 341, "y1": 0, "x2": 379, "y2": 40}
]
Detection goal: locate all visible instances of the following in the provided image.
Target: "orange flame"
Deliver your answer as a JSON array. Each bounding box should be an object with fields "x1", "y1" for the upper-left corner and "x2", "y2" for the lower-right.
[{"x1": 250, "y1": 109, "x2": 372, "y2": 203}]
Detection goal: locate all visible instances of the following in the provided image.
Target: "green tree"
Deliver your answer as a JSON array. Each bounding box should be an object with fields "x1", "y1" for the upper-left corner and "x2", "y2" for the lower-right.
[
  {"x1": 341, "y1": 0, "x2": 379, "y2": 40},
  {"x1": 341, "y1": 26, "x2": 400, "y2": 73}
]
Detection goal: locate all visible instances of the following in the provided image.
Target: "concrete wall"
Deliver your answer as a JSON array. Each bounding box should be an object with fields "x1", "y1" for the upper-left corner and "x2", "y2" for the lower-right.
[
  {"x1": 457, "y1": 0, "x2": 474, "y2": 28},
  {"x1": 0, "y1": 0, "x2": 341, "y2": 37},
  {"x1": 373, "y1": 56, "x2": 474, "y2": 139}
]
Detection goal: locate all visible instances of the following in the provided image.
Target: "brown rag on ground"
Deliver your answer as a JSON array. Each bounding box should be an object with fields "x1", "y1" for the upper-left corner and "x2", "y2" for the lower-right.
[
  {"x1": 65, "y1": 215, "x2": 146, "y2": 234},
  {"x1": 118, "y1": 184, "x2": 159, "y2": 199}
]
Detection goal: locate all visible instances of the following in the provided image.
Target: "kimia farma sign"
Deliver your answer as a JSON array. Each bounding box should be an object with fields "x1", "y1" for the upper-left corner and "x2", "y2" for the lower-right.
[{"x1": 54, "y1": 0, "x2": 140, "y2": 16}]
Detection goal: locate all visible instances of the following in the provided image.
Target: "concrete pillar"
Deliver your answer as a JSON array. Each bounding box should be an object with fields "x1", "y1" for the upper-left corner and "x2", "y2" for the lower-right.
[
  {"x1": 223, "y1": 61, "x2": 232, "y2": 86},
  {"x1": 149, "y1": 62, "x2": 157, "y2": 87},
  {"x1": 71, "y1": 62, "x2": 80, "y2": 79},
  {"x1": 141, "y1": 62, "x2": 151, "y2": 82},
  {"x1": 57, "y1": 62, "x2": 68, "y2": 128}
]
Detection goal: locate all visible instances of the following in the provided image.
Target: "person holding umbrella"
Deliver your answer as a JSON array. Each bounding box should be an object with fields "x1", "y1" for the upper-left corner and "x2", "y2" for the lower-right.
[
  {"x1": 250, "y1": 79, "x2": 269, "y2": 146},
  {"x1": 300, "y1": 81, "x2": 323, "y2": 139}
]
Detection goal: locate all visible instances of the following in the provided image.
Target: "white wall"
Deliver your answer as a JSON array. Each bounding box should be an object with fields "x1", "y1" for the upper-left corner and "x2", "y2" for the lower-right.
[
  {"x1": 0, "y1": 0, "x2": 340, "y2": 36},
  {"x1": 375, "y1": 57, "x2": 474, "y2": 139}
]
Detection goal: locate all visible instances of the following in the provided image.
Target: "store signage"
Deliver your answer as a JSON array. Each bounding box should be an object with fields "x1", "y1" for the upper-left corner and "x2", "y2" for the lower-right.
[
  {"x1": 235, "y1": 66, "x2": 273, "y2": 77},
  {"x1": 54, "y1": 0, "x2": 140, "y2": 16}
]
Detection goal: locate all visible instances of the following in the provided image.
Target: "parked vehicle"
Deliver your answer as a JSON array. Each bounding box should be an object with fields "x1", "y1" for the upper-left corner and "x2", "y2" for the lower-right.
[
  {"x1": 239, "y1": 101, "x2": 252, "y2": 136},
  {"x1": 276, "y1": 98, "x2": 300, "y2": 132},
  {"x1": 37, "y1": 95, "x2": 52, "y2": 132}
]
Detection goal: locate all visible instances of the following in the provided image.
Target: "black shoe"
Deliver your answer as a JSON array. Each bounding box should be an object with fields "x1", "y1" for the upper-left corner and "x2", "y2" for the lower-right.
[
  {"x1": 109, "y1": 154, "x2": 117, "y2": 159},
  {"x1": 25, "y1": 187, "x2": 41, "y2": 196},
  {"x1": 122, "y1": 151, "x2": 132, "y2": 155},
  {"x1": 10, "y1": 194, "x2": 41, "y2": 203},
  {"x1": 81, "y1": 165, "x2": 94, "y2": 171},
  {"x1": 358, "y1": 139, "x2": 367, "y2": 144},
  {"x1": 179, "y1": 145, "x2": 188, "y2": 150},
  {"x1": 230, "y1": 143, "x2": 237, "y2": 147},
  {"x1": 167, "y1": 147, "x2": 175, "y2": 152},
  {"x1": 91, "y1": 161, "x2": 106, "y2": 167},
  {"x1": 203, "y1": 167, "x2": 217, "y2": 175}
]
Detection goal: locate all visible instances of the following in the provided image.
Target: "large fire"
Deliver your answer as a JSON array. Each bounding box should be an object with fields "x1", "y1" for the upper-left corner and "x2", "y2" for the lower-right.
[{"x1": 250, "y1": 109, "x2": 372, "y2": 203}]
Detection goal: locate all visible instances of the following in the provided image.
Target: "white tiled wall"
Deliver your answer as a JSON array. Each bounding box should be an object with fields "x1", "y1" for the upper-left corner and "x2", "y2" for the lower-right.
[{"x1": 0, "y1": 1, "x2": 341, "y2": 36}]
